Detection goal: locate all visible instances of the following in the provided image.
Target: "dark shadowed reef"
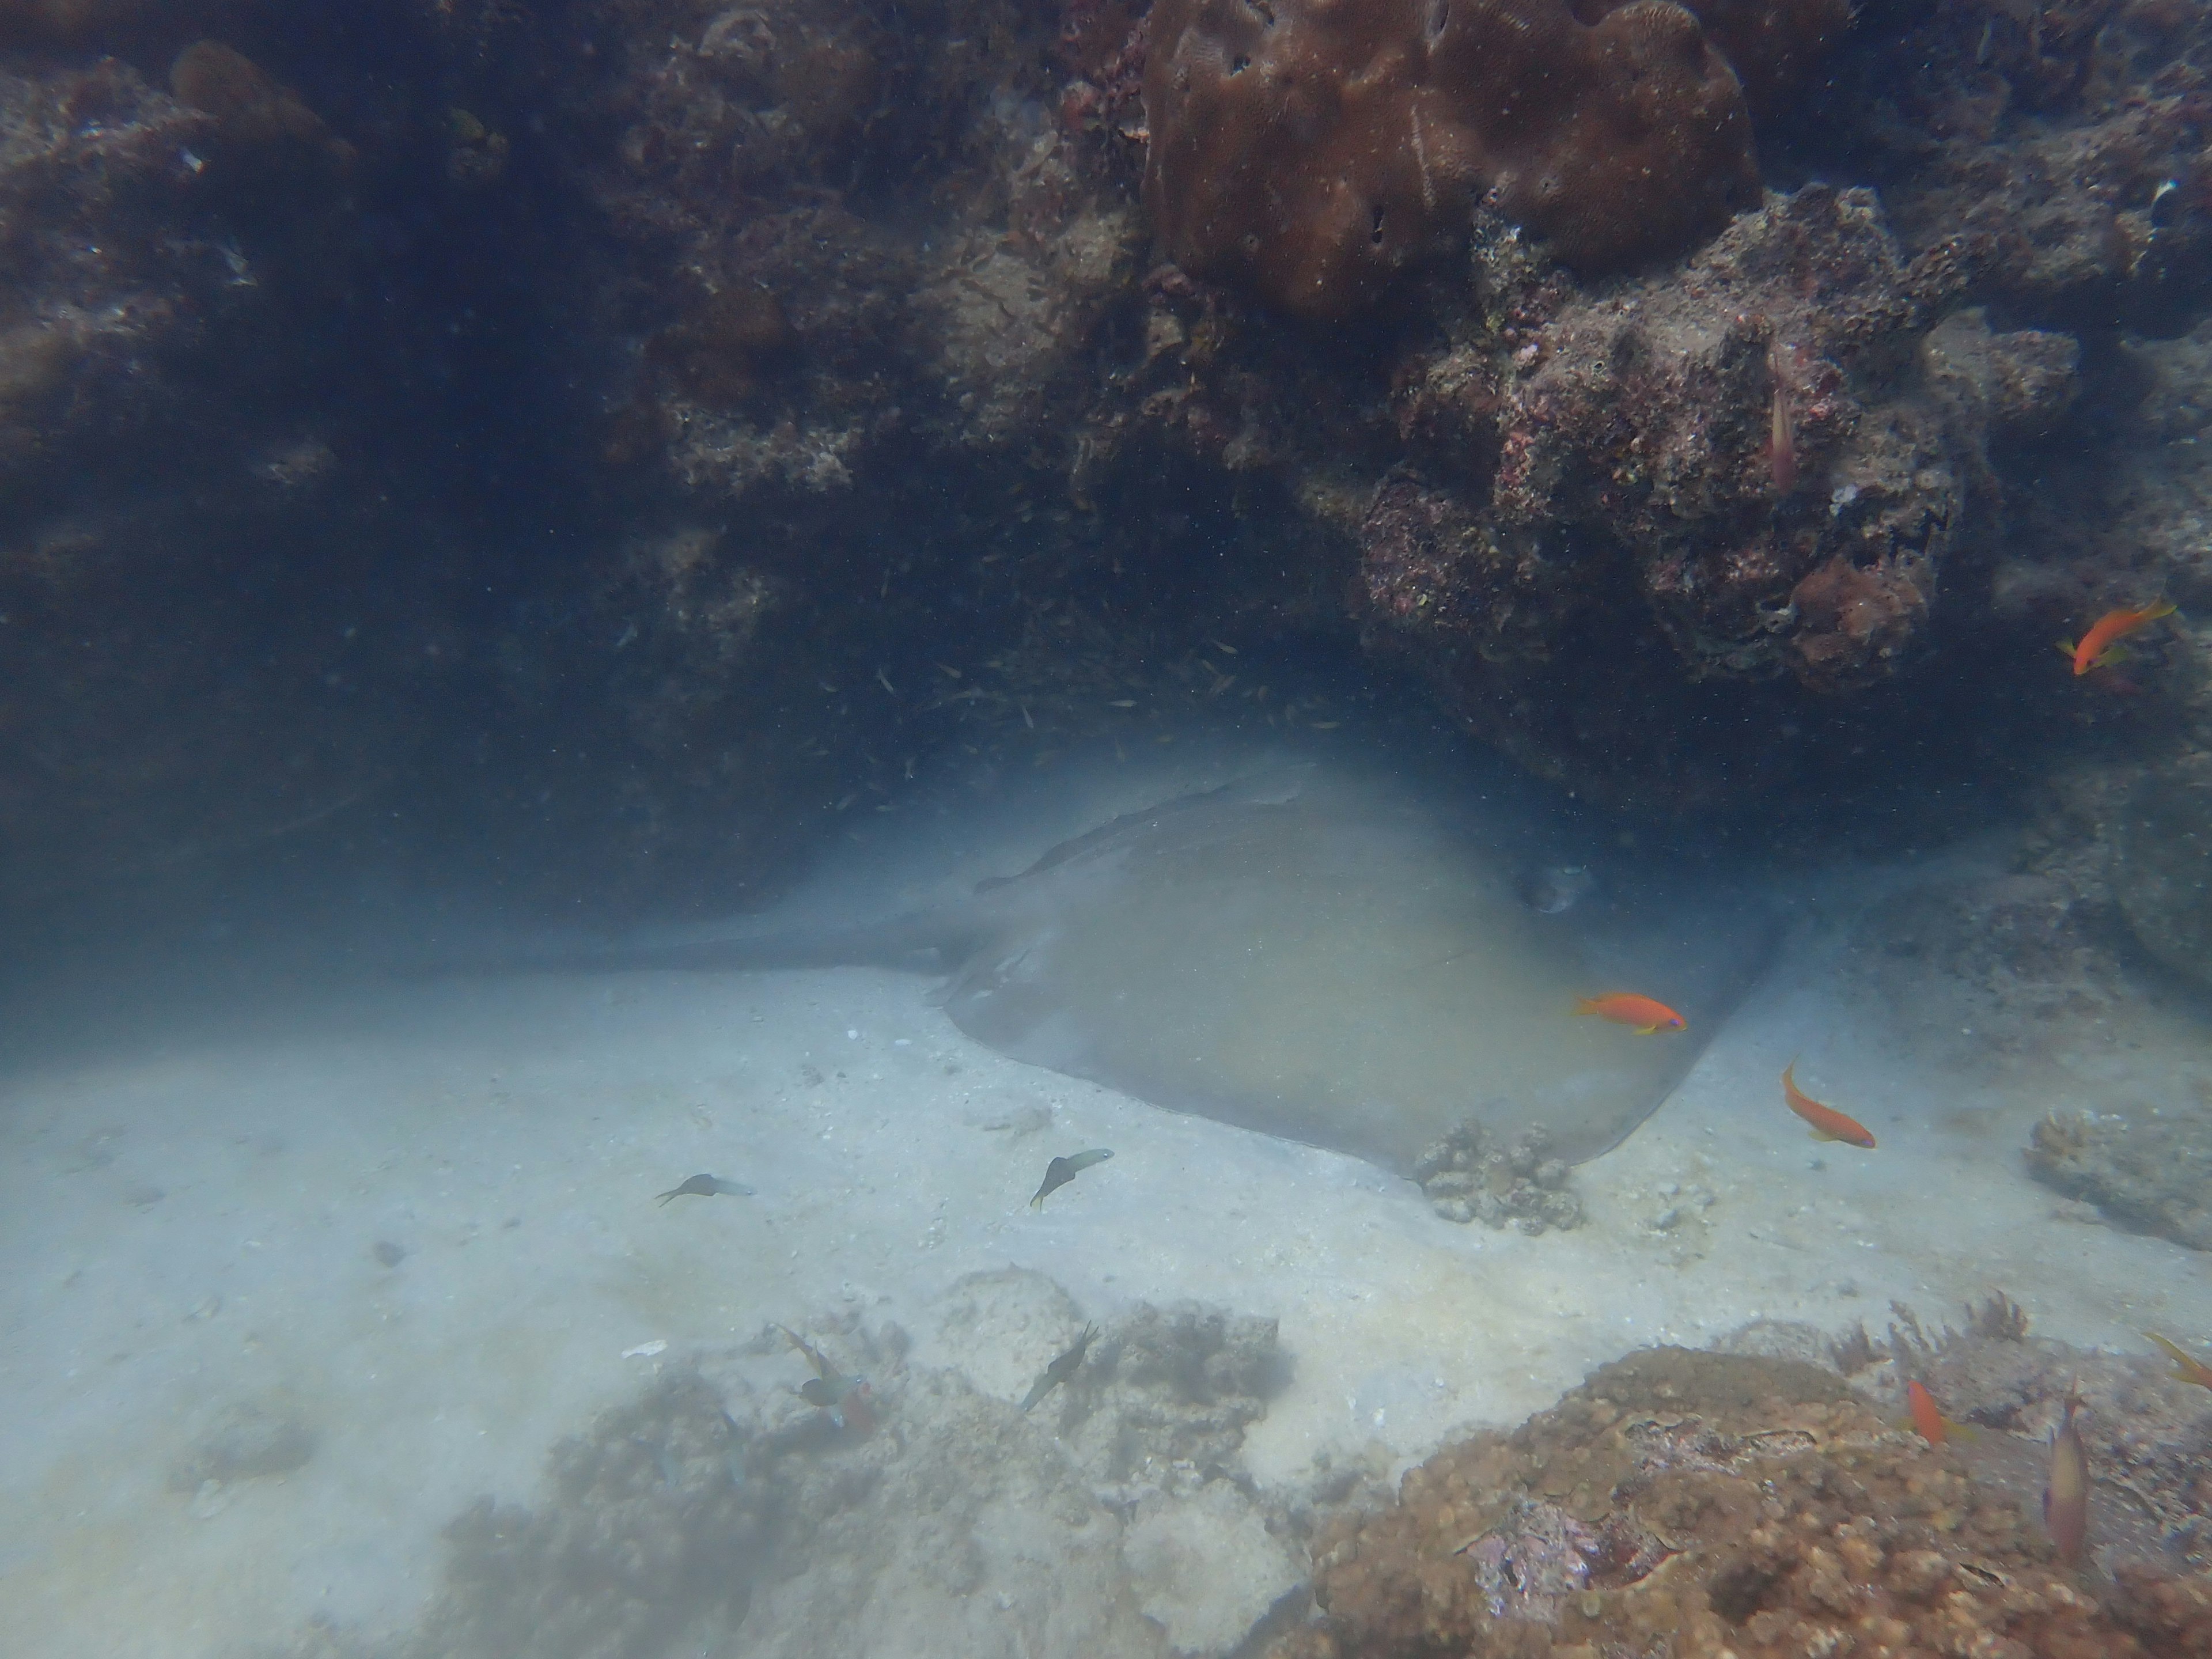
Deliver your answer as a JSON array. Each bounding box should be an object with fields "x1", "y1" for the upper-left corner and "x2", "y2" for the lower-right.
[{"x1": 2, "y1": 0, "x2": 2212, "y2": 993}]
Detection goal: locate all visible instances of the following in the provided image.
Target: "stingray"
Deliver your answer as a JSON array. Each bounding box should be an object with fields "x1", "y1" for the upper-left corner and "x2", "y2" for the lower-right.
[{"x1": 474, "y1": 763, "x2": 1778, "y2": 1174}]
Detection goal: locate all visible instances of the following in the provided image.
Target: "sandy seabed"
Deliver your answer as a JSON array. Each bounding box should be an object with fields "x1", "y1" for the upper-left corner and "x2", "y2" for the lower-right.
[{"x1": 5, "y1": 743, "x2": 2210, "y2": 1657}]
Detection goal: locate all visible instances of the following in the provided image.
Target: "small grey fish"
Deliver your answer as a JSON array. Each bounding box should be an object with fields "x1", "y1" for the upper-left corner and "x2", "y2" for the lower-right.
[
  {"x1": 2044, "y1": 1388, "x2": 2090, "y2": 1566},
  {"x1": 655, "y1": 1173, "x2": 755, "y2": 1205},
  {"x1": 1518, "y1": 864, "x2": 1596, "y2": 915},
  {"x1": 1030, "y1": 1148, "x2": 1113, "y2": 1209},
  {"x1": 1021, "y1": 1324, "x2": 1096, "y2": 1412}
]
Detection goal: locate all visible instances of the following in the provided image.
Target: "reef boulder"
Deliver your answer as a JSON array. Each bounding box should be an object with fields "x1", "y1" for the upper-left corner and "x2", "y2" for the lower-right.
[{"x1": 1357, "y1": 187, "x2": 2021, "y2": 808}]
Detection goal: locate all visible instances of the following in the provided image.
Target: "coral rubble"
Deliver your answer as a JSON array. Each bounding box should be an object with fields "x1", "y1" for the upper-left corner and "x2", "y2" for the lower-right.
[{"x1": 1412, "y1": 1119, "x2": 1582, "y2": 1233}]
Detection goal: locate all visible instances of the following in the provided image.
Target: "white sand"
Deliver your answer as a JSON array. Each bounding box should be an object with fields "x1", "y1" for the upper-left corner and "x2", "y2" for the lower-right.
[{"x1": 5, "y1": 744, "x2": 2209, "y2": 1656}]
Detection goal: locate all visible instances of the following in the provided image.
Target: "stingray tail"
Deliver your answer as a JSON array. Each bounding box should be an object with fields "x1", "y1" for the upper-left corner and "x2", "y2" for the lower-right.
[{"x1": 399, "y1": 910, "x2": 961, "y2": 980}]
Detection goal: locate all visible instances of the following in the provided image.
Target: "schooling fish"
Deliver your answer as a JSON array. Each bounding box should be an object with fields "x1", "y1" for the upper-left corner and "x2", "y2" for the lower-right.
[
  {"x1": 1572, "y1": 994, "x2": 1685, "y2": 1035},
  {"x1": 2145, "y1": 1332, "x2": 2212, "y2": 1391},
  {"x1": 1031, "y1": 1148, "x2": 1113, "y2": 1208},
  {"x1": 1781, "y1": 1062, "x2": 1876, "y2": 1149},
  {"x1": 1021, "y1": 1323, "x2": 1097, "y2": 1412},
  {"x1": 656, "y1": 1173, "x2": 755, "y2": 1205},
  {"x1": 2059, "y1": 599, "x2": 2177, "y2": 676},
  {"x1": 2044, "y1": 1388, "x2": 2090, "y2": 1566}
]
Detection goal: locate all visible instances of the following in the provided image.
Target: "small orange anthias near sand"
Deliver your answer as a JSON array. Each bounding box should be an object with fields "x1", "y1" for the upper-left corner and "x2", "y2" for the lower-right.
[
  {"x1": 1781, "y1": 1061, "x2": 1876, "y2": 1148},
  {"x1": 1906, "y1": 1379, "x2": 1960, "y2": 1445},
  {"x1": 1571, "y1": 993, "x2": 1684, "y2": 1035},
  {"x1": 2059, "y1": 598, "x2": 2177, "y2": 676}
]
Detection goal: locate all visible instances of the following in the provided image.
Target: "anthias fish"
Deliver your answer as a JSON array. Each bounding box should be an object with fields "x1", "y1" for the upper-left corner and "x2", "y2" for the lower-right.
[
  {"x1": 2146, "y1": 1332, "x2": 2212, "y2": 1391},
  {"x1": 2060, "y1": 599, "x2": 2176, "y2": 676},
  {"x1": 1906, "y1": 1380, "x2": 1950, "y2": 1445},
  {"x1": 1572, "y1": 994, "x2": 1685, "y2": 1035},
  {"x1": 1021, "y1": 1324, "x2": 1097, "y2": 1412},
  {"x1": 2043, "y1": 1391, "x2": 2090, "y2": 1566},
  {"x1": 655, "y1": 1173, "x2": 755, "y2": 1205},
  {"x1": 1781, "y1": 1063, "x2": 1875, "y2": 1149},
  {"x1": 1031, "y1": 1147, "x2": 1113, "y2": 1208}
]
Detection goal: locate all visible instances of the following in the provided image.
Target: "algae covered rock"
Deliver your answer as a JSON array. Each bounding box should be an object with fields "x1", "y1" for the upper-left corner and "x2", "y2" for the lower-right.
[{"x1": 2114, "y1": 760, "x2": 2212, "y2": 995}]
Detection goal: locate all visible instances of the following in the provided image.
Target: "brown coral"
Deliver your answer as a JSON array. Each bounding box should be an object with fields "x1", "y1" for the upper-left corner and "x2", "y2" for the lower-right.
[
  {"x1": 1143, "y1": 0, "x2": 1770, "y2": 318},
  {"x1": 1277, "y1": 1348, "x2": 2212, "y2": 1659}
]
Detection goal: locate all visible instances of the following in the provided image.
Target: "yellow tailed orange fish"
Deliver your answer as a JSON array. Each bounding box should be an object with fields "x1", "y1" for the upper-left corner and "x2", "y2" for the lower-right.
[
  {"x1": 2060, "y1": 599, "x2": 2176, "y2": 676},
  {"x1": 1572, "y1": 993, "x2": 1685, "y2": 1034},
  {"x1": 2146, "y1": 1332, "x2": 2212, "y2": 1391},
  {"x1": 1906, "y1": 1379, "x2": 1957, "y2": 1445},
  {"x1": 1782, "y1": 1062, "x2": 1876, "y2": 1149}
]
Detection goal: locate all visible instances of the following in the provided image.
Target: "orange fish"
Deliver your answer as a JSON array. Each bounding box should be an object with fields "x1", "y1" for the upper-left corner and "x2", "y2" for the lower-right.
[
  {"x1": 1573, "y1": 993, "x2": 1685, "y2": 1035},
  {"x1": 1907, "y1": 1380, "x2": 1950, "y2": 1445},
  {"x1": 2146, "y1": 1332, "x2": 2212, "y2": 1391},
  {"x1": 2059, "y1": 599, "x2": 2176, "y2": 676},
  {"x1": 1781, "y1": 1062, "x2": 1875, "y2": 1149}
]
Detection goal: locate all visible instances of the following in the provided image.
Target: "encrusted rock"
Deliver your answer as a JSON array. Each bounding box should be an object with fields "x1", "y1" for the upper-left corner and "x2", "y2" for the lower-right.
[{"x1": 1359, "y1": 186, "x2": 1992, "y2": 807}]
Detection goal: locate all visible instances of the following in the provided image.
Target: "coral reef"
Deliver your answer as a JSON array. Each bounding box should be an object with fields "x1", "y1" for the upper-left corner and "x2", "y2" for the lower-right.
[
  {"x1": 1863, "y1": 1297, "x2": 2212, "y2": 1574},
  {"x1": 2029, "y1": 1095, "x2": 2212, "y2": 1251},
  {"x1": 1275, "y1": 1347, "x2": 2212, "y2": 1659},
  {"x1": 580, "y1": 0, "x2": 1140, "y2": 493},
  {"x1": 0, "y1": 56, "x2": 230, "y2": 490},
  {"x1": 1141, "y1": 0, "x2": 1821, "y2": 317},
  {"x1": 1412, "y1": 1120, "x2": 1582, "y2": 1233},
  {"x1": 1351, "y1": 187, "x2": 2062, "y2": 808},
  {"x1": 13, "y1": 0, "x2": 2212, "y2": 941},
  {"x1": 1814, "y1": 0, "x2": 2212, "y2": 335}
]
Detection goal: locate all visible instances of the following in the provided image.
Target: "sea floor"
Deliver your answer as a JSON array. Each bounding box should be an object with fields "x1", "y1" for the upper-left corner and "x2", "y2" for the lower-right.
[{"x1": 5, "y1": 745, "x2": 2211, "y2": 1657}]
